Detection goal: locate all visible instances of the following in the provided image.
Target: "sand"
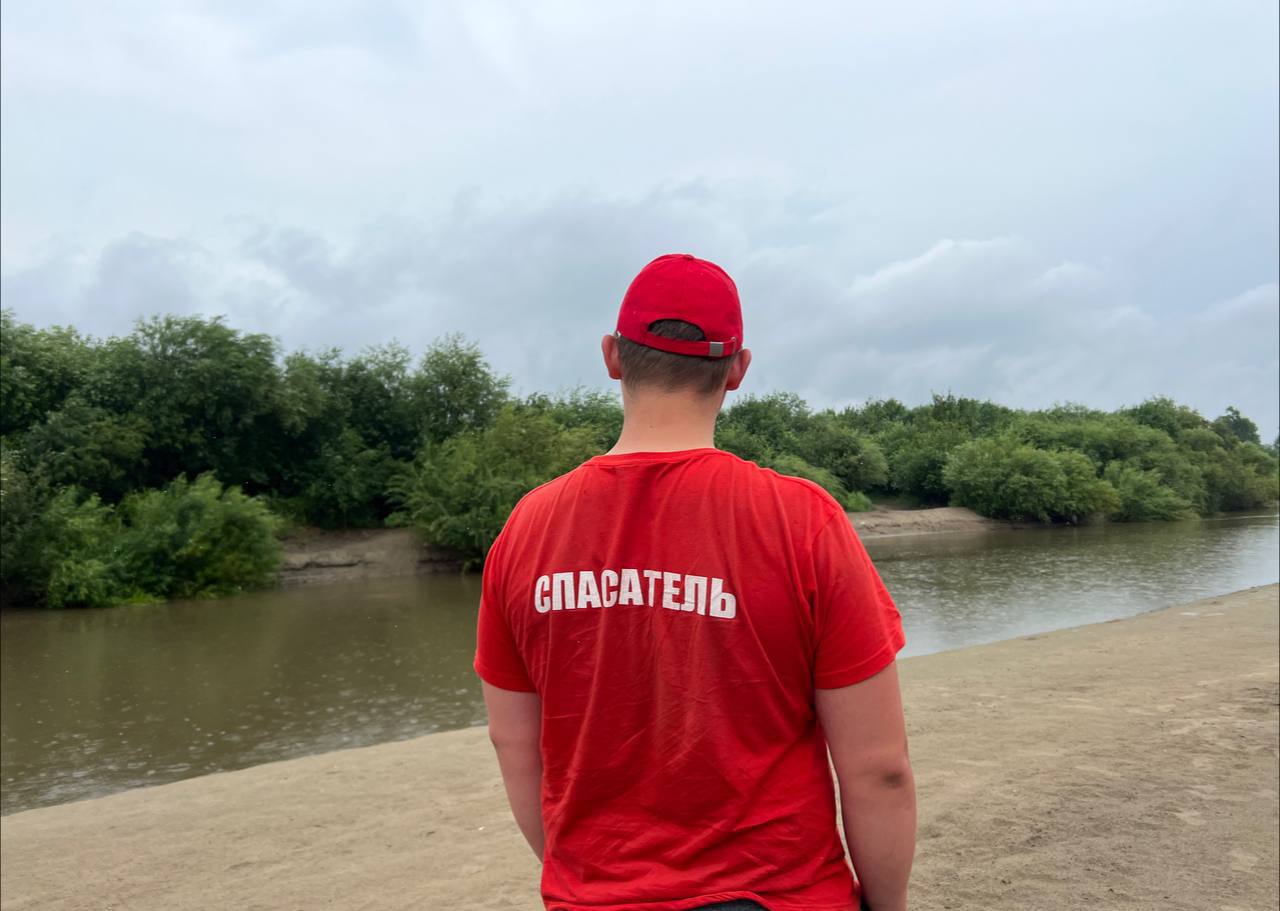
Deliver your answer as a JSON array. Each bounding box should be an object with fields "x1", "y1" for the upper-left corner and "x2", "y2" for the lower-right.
[
  {"x1": 2, "y1": 585, "x2": 1276, "y2": 911},
  {"x1": 849, "y1": 505, "x2": 999, "y2": 538},
  {"x1": 277, "y1": 507, "x2": 1002, "y2": 587},
  {"x1": 279, "y1": 527, "x2": 459, "y2": 585}
]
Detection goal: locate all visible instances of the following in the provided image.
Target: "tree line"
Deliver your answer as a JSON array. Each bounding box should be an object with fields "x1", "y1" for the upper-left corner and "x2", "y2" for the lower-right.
[{"x1": 2, "y1": 310, "x2": 1276, "y2": 608}]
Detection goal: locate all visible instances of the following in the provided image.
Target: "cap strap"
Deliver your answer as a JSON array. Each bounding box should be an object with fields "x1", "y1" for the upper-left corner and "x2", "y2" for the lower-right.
[{"x1": 623, "y1": 331, "x2": 739, "y2": 358}]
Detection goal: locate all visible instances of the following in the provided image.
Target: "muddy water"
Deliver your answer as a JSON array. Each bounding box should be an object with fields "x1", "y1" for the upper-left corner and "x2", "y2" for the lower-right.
[{"x1": 3, "y1": 513, "x2": 1276, "y2": 815}]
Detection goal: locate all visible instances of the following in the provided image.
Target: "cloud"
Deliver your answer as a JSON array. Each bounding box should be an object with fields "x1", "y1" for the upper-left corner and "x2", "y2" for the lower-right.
[
  {"x1": 2, "y1": 3, "x2": 1276, "y2": 436},
  {"x1": 793, "y1": 235, "x2": 1278, "y2": 435},
  {"x1": 3, "y1": 185, "x2": 1276, "y2": 438}
]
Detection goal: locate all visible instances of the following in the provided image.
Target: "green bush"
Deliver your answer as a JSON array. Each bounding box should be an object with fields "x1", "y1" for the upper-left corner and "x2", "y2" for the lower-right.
[
  {"x1": 1102, "y1": 462, "x2": 1195, "y2": 521},
  {"x1": 1202, "y1": 443, "x2": 1280, "y2": 512},
  {"x1": 91, "y1": 316, "x2": 284, "y2": 490},
  {"x1": 1, "y1": 469, "x2": 282, "y2": 607},
  {"x1": 879, "y1": 423, "x2": 970, "y2": 504},
  {"x1": 41, "y1": 489, "x2": 127, "y2": 608},
  {"x1": 1130, "y1": 445, "x2": 1207, "y2": 513},
  {"x1": 0, "y1": 311, "x2": 91, "y2": 436},
  {"x1": 943, "y1": 438, "x2": 1118, "y2": 522},
  {"x1": 915, "y1": 393, "x2": 1016, "y2": 435},
  {"x1": 839, "y1": 398, "x2": 911, "y2": 434},
  {"x1": 393, "y1": 407, "x2": 601, "y2": 567},
  {"x1": 717, "y1": 392, "x2": 810, "y2": 458},
  {"x1": 0, "y1": 445, "x2": 41, "y2": 598},
  {"x1": 761, "y1": 453, "x2": 872, "y2": 512},
  {"x1": 1124, "y1": 396, "x2": 1206, "y2": 438},
  {"x1": 0, "y1": 458, "x2": 130, "y2": 608},
  {"x1": 283, "y1": 430, "x2": 403, "y2": 528},
  {"x1": 1011, "y1": 410, "x2": 1172, "y2": 466},
  {"x1": 118, "y1": 474, "x2": 282, "y2": 600},
  {"x1": 1211, "y1": 406, "x2": 1262, "y2": 445},
  {"x1": 1055, "y1": 449, "x2": 1123, "y2": 521},
  {"x1": 19, "y1": 399, "x2": 149, "y2": 502},
  {"x1": 795, "y1": 413, "x2": 889, "y2": 492},
  {"x1": 716, "y1": 422, "x2": 771, "y2": 464},
  {"x1": 521, "y1": 387, "x2": 624, "y2": 451},
  {"x1": 843, "y1": 490, "x2": 875, "y2": 512},
  {"x1": 4, "y1": 308, "x2": 1276, "y2": 606},
  {"x1": 21, "y1": 483, "x2": 125, "y2": 603},
  {"x1": 412, "y1": 334, "x2": 511, "y2": 445}
]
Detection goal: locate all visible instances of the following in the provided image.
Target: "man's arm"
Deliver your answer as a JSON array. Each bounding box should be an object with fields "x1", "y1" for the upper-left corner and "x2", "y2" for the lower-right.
[
  {"x1": 481, "y1": 680, "x2": 545, "y2": 862},
  {"x1": 816, "y1": 661, "x2": 916, "y2": 911}
]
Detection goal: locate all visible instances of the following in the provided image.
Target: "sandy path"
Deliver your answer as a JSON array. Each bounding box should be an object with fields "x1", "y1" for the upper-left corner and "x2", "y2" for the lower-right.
[{"x1": 2, "y1": 586, "x2": 1276, "y2": 911}]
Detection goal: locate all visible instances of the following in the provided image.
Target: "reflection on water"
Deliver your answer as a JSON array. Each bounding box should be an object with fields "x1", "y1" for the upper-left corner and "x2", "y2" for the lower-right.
[{"x1": 2, "y1": 513, "x2": 1277, "y2": 815}]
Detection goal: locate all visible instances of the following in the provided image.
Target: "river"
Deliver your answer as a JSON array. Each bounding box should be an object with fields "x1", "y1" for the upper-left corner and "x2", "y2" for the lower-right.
[{"x1": 2, "y1": 513, "x2": 1277, "y2": 815}]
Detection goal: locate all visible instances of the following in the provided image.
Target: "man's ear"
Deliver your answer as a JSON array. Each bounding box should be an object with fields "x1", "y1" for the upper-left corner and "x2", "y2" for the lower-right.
[
  {"x1": 724, "y1": 347, "x2": 752, "y2": 391},
  {"x1": 601, "y1": 333, "x2": 623, "y2": 381}
]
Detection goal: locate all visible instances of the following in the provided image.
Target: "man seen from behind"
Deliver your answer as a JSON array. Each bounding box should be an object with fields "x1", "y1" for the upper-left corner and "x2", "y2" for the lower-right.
[{"x1": 475, "y1": 253, "x2": 917, "y2": 911}]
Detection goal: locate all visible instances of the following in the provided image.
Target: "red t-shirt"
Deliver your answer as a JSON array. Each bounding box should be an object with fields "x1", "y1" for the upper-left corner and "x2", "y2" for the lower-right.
[{"x1": 474, "y1": 447, "x2": 905, "y2": 911}]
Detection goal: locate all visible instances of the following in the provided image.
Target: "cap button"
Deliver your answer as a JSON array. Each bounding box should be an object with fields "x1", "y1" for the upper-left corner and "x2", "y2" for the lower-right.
[{"x1": 681, "y1": 253, "x2": 694, "y2": 260}]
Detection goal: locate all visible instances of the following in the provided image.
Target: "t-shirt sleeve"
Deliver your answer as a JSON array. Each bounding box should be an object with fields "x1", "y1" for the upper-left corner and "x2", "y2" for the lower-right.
[
  {"x1": 473, "y1": 527, "x2": 538, "y2": 693},
  {"x1": 809, "y1": 509, "x2": 906, "y2": 689}
]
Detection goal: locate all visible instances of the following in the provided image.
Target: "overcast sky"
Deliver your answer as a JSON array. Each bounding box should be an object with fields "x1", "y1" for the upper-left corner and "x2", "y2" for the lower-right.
[{"x1": 2, "y1": 1, "x2": 1277, "y2": 436}]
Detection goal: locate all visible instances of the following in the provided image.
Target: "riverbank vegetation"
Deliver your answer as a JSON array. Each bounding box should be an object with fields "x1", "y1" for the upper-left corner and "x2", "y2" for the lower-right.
[{"x1": 2, "y1": 311, "x2": 1276, "y2": 605}]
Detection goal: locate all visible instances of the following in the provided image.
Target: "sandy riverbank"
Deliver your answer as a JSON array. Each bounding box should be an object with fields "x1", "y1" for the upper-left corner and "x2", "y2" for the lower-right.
[
  {"x1": 849, "y1": 504, "x2": 1000, "y2": 538},
  {"x1": 2, "y1": 585, "x2": 1275, "y2": 911},
  {"x1": 279, "y1": 506, "x2": 1002, "y2": 586},
  {"x1": 278, "y1": 526, "x2": 458, "y2": 585}
]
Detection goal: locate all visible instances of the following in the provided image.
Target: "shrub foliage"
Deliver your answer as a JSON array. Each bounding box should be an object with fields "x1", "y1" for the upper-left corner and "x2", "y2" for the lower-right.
[{"x1": 1, "y1": 310, "x2": 1276, "y2": 602}]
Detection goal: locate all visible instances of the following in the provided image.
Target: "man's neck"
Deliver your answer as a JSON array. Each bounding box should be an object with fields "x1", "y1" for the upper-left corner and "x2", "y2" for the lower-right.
[{"x1": 607, "y1": 388, "x2": 722, "y2": 455}]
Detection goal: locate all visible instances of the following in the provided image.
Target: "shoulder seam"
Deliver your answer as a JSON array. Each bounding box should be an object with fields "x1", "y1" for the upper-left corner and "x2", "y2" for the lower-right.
[
  {"x1": 806, "y1": 501, "x2": 850, "y2": 553},
  {"x1": 728, "y1": 456, "x2": 848, "y2": 544},
  {"x1": 748, "y1": 460, "x2": 846, "y2": 509},
  {"x1": 512, "y1": 462, "x2": 584, "y2": 507}
]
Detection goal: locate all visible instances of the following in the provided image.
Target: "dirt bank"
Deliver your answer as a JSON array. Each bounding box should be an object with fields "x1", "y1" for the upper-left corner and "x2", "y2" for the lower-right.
[
  {"x1": 2, "y1": 585, "x2": 1275, "y2": 911},
  {"x1": 279, "y1": 506, "x2": 1002, "y2": 586},
  {"x1": 279, "y1": 527, "x2": 461, "y2": 585},
  {"x1": 849, "y1": 504, "x2": 1000, "y2": 538}
]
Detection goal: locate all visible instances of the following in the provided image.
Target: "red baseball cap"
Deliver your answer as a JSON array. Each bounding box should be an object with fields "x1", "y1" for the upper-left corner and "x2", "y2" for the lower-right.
[{"x1": 615, "y1": 253, "x2": 743, "y2": 358}]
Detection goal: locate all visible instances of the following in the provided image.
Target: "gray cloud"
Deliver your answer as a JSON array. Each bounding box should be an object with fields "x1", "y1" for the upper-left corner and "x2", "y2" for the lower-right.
[
  {"x1": 4, "y1": 185, "x2": 1276, "y2": 438},
  {"x1": 1, "y1": 1, "x2": 1277, "y2": 436}
]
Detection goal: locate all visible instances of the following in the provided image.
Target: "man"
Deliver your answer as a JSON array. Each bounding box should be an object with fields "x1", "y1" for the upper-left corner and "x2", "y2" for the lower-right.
[{"x1": 474, "y1": 253, "x2": 916, "y2": 911}]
